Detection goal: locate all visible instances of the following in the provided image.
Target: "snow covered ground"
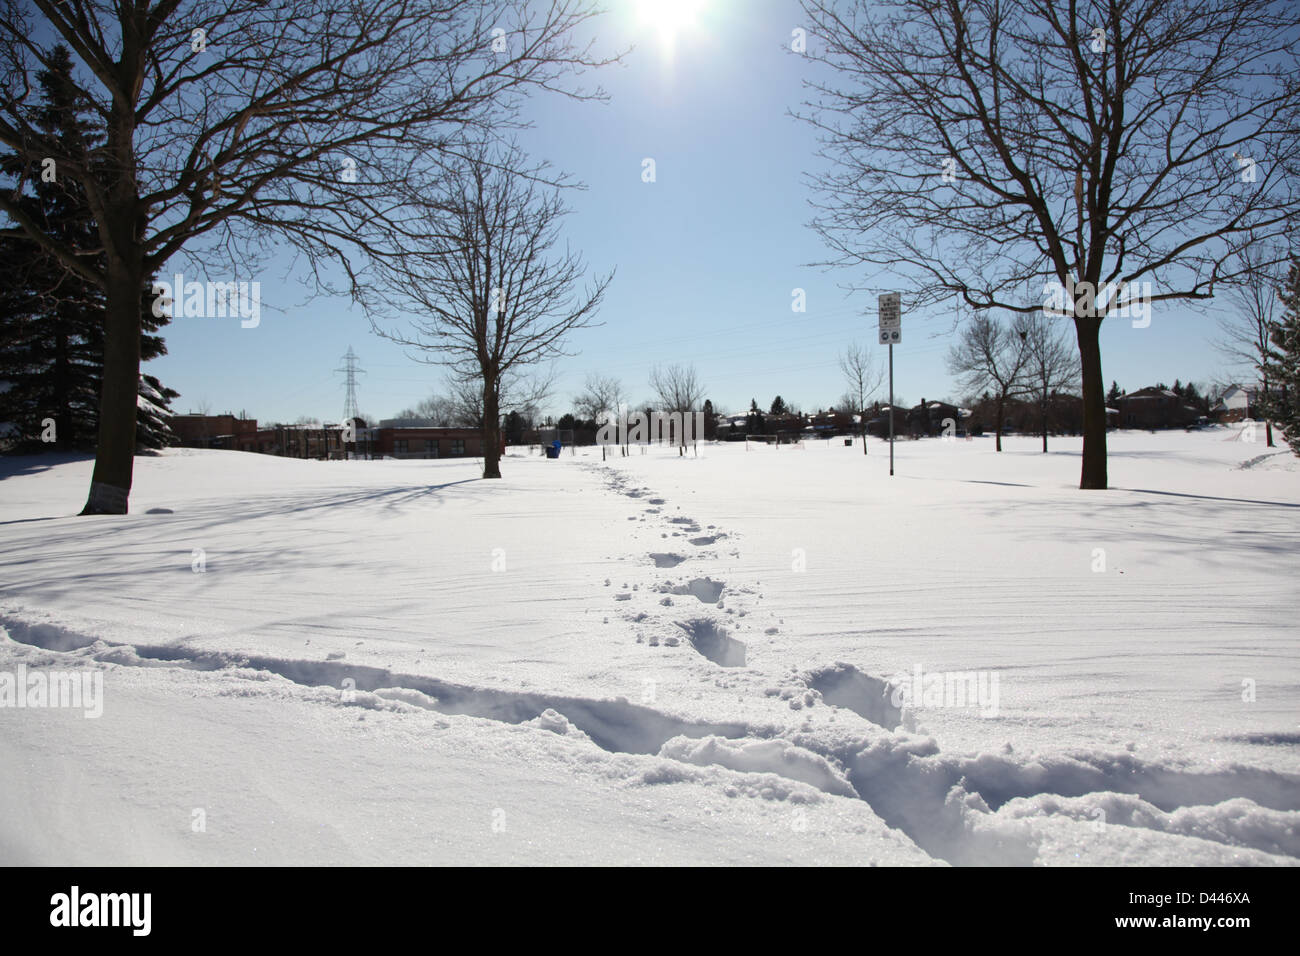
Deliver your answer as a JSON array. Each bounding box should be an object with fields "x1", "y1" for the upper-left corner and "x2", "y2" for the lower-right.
[{"x1": 1, "y1": 427, "x2": 1297, "y2": 865}]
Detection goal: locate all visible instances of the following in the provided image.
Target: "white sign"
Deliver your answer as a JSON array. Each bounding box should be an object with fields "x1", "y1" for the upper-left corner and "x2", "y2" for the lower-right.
[
  {"x1": 878, "y1": 292, "x2": 901, "y2": 330},
  {"x1": 879, "y1": 328, "x2": 901, "y2": 344}
]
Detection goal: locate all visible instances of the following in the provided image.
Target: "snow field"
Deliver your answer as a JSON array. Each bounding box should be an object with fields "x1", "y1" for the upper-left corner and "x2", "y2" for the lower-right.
[{"x1": 1, "y1": 428, "x2": 1297, "y2": 864}]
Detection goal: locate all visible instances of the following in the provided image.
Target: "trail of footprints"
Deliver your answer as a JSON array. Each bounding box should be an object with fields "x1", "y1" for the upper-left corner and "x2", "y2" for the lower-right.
[
  {"x1": 6, "y1": 463, "x2": 1300, "y2": 865},
  {"x1": 582, "y1": 463, "x2": 1300, "y2": 864},
  {"x1": 593, "y1": 465, "x2": 757, "y2": 669}
]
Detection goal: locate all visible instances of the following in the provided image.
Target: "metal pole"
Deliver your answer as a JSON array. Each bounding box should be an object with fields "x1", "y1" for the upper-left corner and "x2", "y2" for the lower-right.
[{"x1": 888, "y1": 342, "x2": 895, "y2": 476}]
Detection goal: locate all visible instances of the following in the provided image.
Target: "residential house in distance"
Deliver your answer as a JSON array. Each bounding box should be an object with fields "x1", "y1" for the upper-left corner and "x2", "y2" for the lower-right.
[
  {"x1": 1213, "y1": 384, "x2": 1256, "y2": 423},
  {"x1": 906, "y1": 399, "x2": 968, "y2": 438},
  {"x1": 1113, "y1": 386, "x2": 1202, "y2": 429},
  {"x1": 864, "y1": 401, "x2": 910, "y2": 438},
  {"x1": 964, "y1": 393, "x2": 1101, "y2": 436},
  {"x1": 805, "y1": 409, "x2": 854, "y2": 438},
  {"x1": 717, "y1": 414, "x2": 749, "y2": 440}
]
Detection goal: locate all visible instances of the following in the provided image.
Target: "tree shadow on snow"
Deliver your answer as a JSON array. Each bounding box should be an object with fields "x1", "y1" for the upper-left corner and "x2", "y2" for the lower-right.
[{"x1": 0, "y1": 452, "x2": 95, "y2": 481}]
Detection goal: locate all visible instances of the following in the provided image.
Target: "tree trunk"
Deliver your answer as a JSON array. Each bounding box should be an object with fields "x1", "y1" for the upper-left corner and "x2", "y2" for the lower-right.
[
  {"x1": 54, "y1": 329, "x2": 72, "y2": 448},
  {"x1": 482, "y1": 378, "x2": 502, "y2": 479},
  {"x1": 82, "y1": 91, "x2": 143, "y2": 514},
  {"x1": 1042, "y1": 387, "x2": 1048, "y2": 453},
  {"x1": 994, "y1": 397, "x2": 1004, "y2": 452},
  {"x1": 1075, "y1": 316, "x2": 1108, "y2": 489},
  {"x1": 81, "y1": 265, "x2": 143, "y2": 514},
  {"x1": 1263, "y1": 372, "x2": 1274, "y2": 447}
]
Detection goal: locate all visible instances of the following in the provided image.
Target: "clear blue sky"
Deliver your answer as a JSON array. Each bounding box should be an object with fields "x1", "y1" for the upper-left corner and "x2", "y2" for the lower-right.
[{"x1": 150, "y1": 0, "x2": 1237, "y2": 424}]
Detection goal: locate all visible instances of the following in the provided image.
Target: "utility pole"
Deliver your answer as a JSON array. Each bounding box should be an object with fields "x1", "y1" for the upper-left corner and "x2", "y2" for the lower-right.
[{"x1": 336, "y1": 347, "x2": 365, "y2": 422}]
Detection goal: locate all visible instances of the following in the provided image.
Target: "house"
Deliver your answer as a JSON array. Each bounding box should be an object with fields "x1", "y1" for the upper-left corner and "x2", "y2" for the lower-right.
[
  {"x1": 1113, "y1": 387, "x2": 1200, "y2": 429},
  {"x1": 906, "y1": 399, "x2": 967, "y2": 437},
  {"x1": 805, "y1": 409, "x2": 854, "y2": 438},
  {"x1": 864, "y1": 402, "x2": 909, "y2": 438},
  {"x1": 1213, "y1": 384, "x2": 1255, "y2": 423},
  {"x1": 717, "y1": 415, "x2": 749, "y2": 440}
]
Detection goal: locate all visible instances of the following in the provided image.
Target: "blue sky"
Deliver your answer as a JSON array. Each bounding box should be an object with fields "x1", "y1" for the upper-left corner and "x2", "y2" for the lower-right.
[{"x1": 149, "y1": 0, "x2": 1236, "y2": 424}]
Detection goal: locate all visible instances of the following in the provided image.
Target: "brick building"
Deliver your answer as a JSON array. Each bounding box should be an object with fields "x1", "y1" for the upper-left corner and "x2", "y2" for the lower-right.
[
  {"x1": 373, "y1": 427, "x2": 499, "y2": 459},
  {"x1": 1113, "y1": 387, "x2": 1201, "y2": 429},
  {"x1": 170, "y1": 414, "x2": 259, "y2": 448}
]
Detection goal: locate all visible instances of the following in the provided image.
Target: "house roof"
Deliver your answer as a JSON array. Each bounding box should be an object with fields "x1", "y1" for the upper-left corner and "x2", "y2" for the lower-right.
[{"x1": 1120, "y1": 387, "x2": 1178, "y2": 400}]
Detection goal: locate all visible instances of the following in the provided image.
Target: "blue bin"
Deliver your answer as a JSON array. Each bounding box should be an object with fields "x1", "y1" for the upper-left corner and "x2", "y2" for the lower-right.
[{"x1": 545, "y1": 440, "x2": 562, "y2": 459}]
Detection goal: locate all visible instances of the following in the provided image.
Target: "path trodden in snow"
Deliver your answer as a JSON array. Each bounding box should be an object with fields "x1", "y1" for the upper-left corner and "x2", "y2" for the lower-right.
[{"x1": 1, "y1": 430, "x2": 1298, "y2": 865}]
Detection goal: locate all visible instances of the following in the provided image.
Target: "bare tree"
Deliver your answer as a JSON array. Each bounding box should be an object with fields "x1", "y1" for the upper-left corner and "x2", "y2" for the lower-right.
[
  {"x1": 573, "y1": 373, "x2": 624, "y2": 424},
  {"x1": 1022, "y1": 314, "x2": 1082, "y2": 452},
  {"x1": 649, "y1": 363, "x2": 705, "y2": 455},
  {"x1": 434, "y1": 366, "x2": 554, "y2": 432},
  {"x1": 839, "y1": 341, "x2": 885, "y2": 453},
  {"x1": 394, "y1": 393, "x2": 460, "y2": 427},
  {"x1": 947, "y1": 313, "x2": 1033, "y2": 451},
  {"x1": 799, "y1": 0, "x2": 1300, "y2": 489},
  {"x1": 574, "y1": 373, "x2": 625, "y2": 459},
  {"x1": 0, "y1": 0, "x2": 613, "y2": 512},
  {"x1": 1216, "y1": 244, "x2": 1286, "y2": 446},
  {"x1": 369, "y1": 145, "x2": 610, "y2": 478}
]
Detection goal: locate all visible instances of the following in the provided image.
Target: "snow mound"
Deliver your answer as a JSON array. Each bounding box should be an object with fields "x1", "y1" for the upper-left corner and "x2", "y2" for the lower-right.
[{"x1": 659, "y1": 735, "x2": 857, "y2": 798}]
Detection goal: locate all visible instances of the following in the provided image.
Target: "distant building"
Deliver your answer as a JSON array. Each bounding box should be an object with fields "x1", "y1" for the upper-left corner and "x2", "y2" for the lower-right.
[
  {"x1": 906, "y1": 399, "x2": 967, "y2": 437},
  {"x1": 1213, "y1": 384, "x2": 1256, "y2": 423},
  {"x1": 1113, "y1": 387, "x2": 1201, "y2": 429},
  {"x1": 806, "y1": 409, "x2": 854, "y2": 438},
  {"x1": 373, "y1": 426, "x2": 498, "y2": 459},
  {"x1": 864, "y1": 402, "x2": 909, "y2": 438},
  {"x1": 170, "y1": 413, "x2": 259, "y2": 449}
]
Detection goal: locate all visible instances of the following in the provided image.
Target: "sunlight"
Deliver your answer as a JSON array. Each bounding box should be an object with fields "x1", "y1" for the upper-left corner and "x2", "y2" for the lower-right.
[{"x1": 634, "y1": 0, "x2": 707, "y2": 53}]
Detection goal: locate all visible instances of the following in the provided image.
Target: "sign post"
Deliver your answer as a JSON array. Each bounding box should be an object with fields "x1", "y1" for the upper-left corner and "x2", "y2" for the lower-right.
[{"x1": 878, "y1": 293, "x2": 901, "y2": 476}]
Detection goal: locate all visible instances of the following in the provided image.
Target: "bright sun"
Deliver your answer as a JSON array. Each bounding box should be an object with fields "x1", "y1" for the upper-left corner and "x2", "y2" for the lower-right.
[{"x1": 634, "y1": 0, "x2": 707, "y2": 49}]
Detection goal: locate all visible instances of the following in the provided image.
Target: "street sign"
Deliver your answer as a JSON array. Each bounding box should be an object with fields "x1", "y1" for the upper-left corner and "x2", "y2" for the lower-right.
[
  {"x1": 878, "y1": 292, "x2": 901, "y2": 330},
  {"x1": 878, "y1": 292, "x2": 902, "y2": 477}
]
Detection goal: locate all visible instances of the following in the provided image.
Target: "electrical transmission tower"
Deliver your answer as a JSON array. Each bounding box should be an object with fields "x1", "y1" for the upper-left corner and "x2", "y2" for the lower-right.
[{"x1": 336, "y1": 347, "x2": 365, "y2": 421}]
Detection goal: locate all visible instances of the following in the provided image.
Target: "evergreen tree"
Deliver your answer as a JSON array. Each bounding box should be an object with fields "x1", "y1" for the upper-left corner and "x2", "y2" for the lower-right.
[
  {"x1": 504, "y1": 409, "x2": 525, "y2": 445},
  {"x1": 770, "y1": 395, "x2": 787, "y2": 416},
  {"x1": 0, "y1": 46, "x2": 176, "y2": 452},
  {"x1": 1105, "y1": 381, "x2": 1122, "y2": 404},
  {"x1": 701, "y1": 399, "x2": 716, "y2": 440},
  {"x1": 1266, "y1": 257, "x2": 1300, "y2": 457}
]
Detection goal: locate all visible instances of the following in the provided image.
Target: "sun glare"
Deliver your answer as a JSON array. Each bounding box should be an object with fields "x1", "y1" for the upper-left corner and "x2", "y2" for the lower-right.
[{"x1": 634, "y1": 0, "x2": 707, "y2": 51}]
